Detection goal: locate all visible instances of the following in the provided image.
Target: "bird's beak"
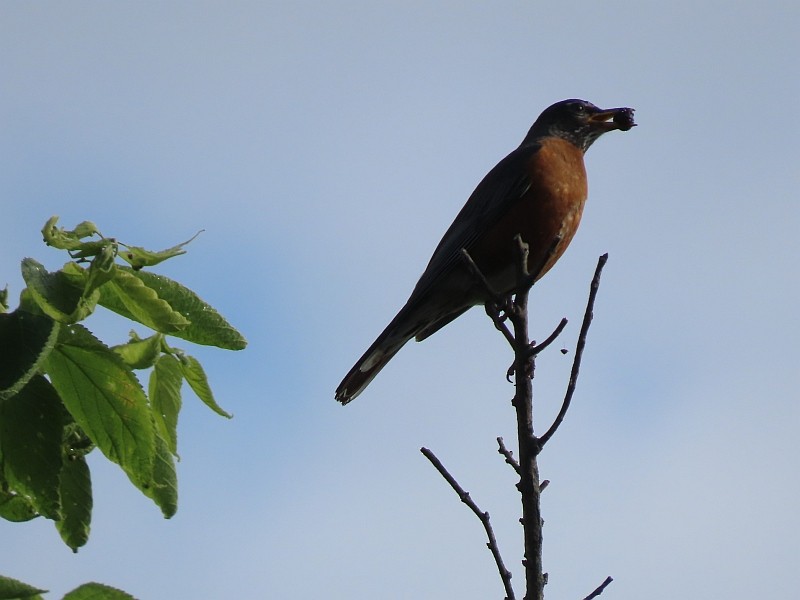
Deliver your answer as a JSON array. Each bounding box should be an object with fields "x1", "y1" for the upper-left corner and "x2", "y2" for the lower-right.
[{"x1": 589, "y1": 107, "x2": 636, "y2": 132}]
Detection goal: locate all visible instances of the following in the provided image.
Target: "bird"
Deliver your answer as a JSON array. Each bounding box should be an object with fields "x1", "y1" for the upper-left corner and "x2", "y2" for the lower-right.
[{"x1": 336, "y1": 99, "x2": 635, "y2": 404}]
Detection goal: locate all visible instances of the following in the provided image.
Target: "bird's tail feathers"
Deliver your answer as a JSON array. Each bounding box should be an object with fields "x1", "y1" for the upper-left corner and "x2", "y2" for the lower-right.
[{"x1": 335, "y1": 332, "x2": 410, "y2": 405}]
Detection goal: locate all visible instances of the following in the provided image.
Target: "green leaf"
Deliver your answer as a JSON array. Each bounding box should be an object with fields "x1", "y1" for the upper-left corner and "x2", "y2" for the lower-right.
[
  {"x1": 117, "y1": 267, "x2": 246, "y2": 350},
  {"x1": 0, "y1": 287, "x2": 8, "y2": 313},
  {"x1": 97, "y1": 269, "x2": 190, "y2": 334},
  {"x1": 0, "y1": 310, "x2": 59, "y2": 400},
  {"x1": 180, "y1": 354, "x2": 231, "y2": 418},
  {"x1": 41, "y1": 216, "x2": 99, "y2": 251},
  {"x1": 0, "y1": 375, "x2": 65, "y2": 520},
  {"x1": 119, "y1": 230, "x2": 202, "y2": 270},
  {"x1": 149, "y1": 355, "x2": 183, "y2": 456},
  {"x1": 143, "y1": 431, "x2": 177, "y2": 519},
  {"x1": 20, "y1": 258, "x2": 98, "y2": 323},
  {"x1": 56, "y1": 453, "x2": 92, "y2": 551},
  {"x1": 62, "y1": 582, "x2": 137, "y2": 600},
  {"x1": 61, "y1": 259, "x2": 116, "y2": 299},
  {"x1": 112, "y1": 332, "x2": 164, "y2": 370},
  {"x1": 0, "y1": 491, "x2": 39, "y2": 522},
  {"x1": 44, "y1": 324, "x2": 157, "y2": 505},
  {"x1": 0, "y1": 574, "x2": 47, "y2": 598},
  {"x1": 83, "y1": 244, "x2": 119, "y2": 294}
]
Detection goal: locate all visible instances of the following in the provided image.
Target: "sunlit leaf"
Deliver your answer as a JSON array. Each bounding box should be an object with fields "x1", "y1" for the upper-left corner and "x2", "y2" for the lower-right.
[
  {"x1": 118, "y1": 267, "x2": 246, "y2": 350},
  {"x1": 45, "y1": 324, "x2": 157, "y2": 504},
  {"x1": 97, "y1": 269, "x2": 190, "y2": 334},
  {"x1": 41, "y1": 216, "x2": 101, "y2": 253},
  {"x1": 149, "y1": 355, "x2": 183, "y2": 456},
  {"x1": 20, "y1": 258, "x2": 98, "y2": 323},
  {"x1": 180, "y1": 354, "x2": 231, "y2": 418},
  {"x1": 112, "y1": 332, "x2": 164, "y2": 370},
  {"x1": 0, "y1": 574, "x2": 47, "y2": 598},
  {"x1": 62, "y1": 582, "x2": 136, "y2": 600},
  {"x1": 83, "y1": 244, "x2": 119, "y2": 294},
  {"x1": 119, "y1": 230, "x2": 202, "y2": 270}
]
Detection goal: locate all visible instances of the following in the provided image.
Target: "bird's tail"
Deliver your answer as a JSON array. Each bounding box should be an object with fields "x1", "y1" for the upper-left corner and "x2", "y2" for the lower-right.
[{"x1": 335, "y1": 315, "x2": 416, "y2": 405}]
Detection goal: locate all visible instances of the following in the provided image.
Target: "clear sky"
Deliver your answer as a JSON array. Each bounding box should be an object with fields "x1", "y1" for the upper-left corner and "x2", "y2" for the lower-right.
[{"x1": 2, "y1": 2, "x2": 798, "y2": 598}]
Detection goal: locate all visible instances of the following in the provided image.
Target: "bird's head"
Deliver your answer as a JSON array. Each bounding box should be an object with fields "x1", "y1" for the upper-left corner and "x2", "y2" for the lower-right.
[{"x1": 524, "y1": 99, "x2": 636, "y2": 151}]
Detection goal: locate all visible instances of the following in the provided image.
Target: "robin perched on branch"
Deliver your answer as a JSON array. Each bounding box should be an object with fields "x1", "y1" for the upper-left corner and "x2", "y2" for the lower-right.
[{"x1": 335, "y1": 99, "x2": 635, "y2": 404}]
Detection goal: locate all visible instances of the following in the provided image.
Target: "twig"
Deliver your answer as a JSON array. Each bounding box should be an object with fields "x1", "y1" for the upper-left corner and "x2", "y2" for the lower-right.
[
  {"x1": 497, "y1": 437, "x2": 521, "y2": 475},
  {"x1": 537, "y1": 254, "x2": 608, "y2": 448},
  {"x1": 582, "y1": 576, "x2": 613, "y2": 600},
  {"x1": 515, "y1": 235, "x2": 563, "y2": 293},
  {"x1": 528, "y1": 317, "x2": 568, "y2": 358},
  {"x1": 421, "y1": 447, "x2": 516, "y2": 600},
  {"x1": 461, "y1": 248, "x2": 516, "y2": 347},
  {"x1": 513, "y1": 234, "x2": 531, "y2": 284},
  {"x1": 460, "y1": 248, "x2": 501, "y2": 302}
]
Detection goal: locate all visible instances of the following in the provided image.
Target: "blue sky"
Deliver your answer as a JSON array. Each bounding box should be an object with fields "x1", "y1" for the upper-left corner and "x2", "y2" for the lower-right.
[{"x1": 2, "y1": 2, "x2": 799, "y2": 598}]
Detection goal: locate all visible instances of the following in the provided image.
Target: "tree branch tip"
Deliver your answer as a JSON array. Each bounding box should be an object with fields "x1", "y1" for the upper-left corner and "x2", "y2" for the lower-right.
[
  {"x1": 582, "y1": 576, "x2": 613, "y2": 600},
  {"x1": 528, "y1": 317, "x2": 569, "y2": 356}
]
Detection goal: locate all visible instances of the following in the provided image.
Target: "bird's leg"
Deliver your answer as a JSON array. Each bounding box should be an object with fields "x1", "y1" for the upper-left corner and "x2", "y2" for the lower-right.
[{"x1": 485, "y1": 299, "x2": 516, "y2": 349}]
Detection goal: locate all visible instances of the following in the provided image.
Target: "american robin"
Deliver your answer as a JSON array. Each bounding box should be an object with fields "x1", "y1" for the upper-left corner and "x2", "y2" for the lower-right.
[{"x1": 336, "y1": 99, "x2": 635, "y2": 404}]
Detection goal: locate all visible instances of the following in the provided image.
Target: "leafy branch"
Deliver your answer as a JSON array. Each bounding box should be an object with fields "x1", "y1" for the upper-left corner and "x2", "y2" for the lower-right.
[{"x1": 0, "y1": 217, "x2": 246, "y2": 556}]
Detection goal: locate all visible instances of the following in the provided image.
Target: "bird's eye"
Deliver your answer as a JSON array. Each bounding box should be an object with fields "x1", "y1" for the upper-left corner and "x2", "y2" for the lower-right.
[{"x1": 573, "y1": 102, "x2": 586, "y2": 113}]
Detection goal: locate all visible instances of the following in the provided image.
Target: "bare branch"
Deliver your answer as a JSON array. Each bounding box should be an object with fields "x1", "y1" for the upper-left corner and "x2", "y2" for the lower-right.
[
  {"x1": 460, "y1": 248, "x2": 500, "y2": 301},
  {"x1": 497, "y1": 437, "x2": 521, "y2": 475},
  {"x1": 528, "y1": 317, "x2": 568, "y2": 357},
  {"x1": 434, "y1": 244, "x2": 609, "y2": 600},
  {"x1": 421, "y1": 447, "x2": 516, "y2": 600},
  {"x1": 582, "y1": 576, "x2": 613, "y2": 600},
  {"x1": 461, "y1": 248, "x2": 516, "y2": 347},
  {"x1": 537, "y1": 254, "x2": 608, "y2": 448},
  {"x1": 515, "y1": 234, "x2": 563, "y2": 294}
]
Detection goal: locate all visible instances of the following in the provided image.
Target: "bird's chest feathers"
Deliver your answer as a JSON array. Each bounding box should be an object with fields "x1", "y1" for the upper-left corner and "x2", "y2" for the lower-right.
[{"x1": 524, "y1": 138, "x2": 588, "y2": 233}]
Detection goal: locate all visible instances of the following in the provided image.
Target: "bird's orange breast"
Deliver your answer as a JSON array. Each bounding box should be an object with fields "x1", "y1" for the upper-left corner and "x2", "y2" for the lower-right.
[{"x1": 471, "y1": 137, "x2": 588, "y2": 291}]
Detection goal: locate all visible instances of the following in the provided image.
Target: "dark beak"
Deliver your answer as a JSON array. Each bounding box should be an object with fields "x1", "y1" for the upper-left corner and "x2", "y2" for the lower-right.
[{"x1": 589, "y1": 107, "x2": 636, "y2": 132}]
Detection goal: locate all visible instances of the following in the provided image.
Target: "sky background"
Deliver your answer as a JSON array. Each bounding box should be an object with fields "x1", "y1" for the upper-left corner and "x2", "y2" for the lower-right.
[{"x1": 1, "y1": 2, "x2": 799, "y2": 598}]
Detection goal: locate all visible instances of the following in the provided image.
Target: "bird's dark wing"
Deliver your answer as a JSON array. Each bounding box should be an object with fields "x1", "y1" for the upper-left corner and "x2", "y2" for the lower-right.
[{"x1": 408, "y1": 142, "x2": 540, "y2": 301}]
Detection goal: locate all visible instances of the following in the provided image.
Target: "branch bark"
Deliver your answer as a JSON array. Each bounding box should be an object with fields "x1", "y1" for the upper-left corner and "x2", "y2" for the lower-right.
[
  {"x1": 537, "y1": 254, "x2": 607, "y2": 449},
  {"x1": 421, "y1": 447, "x2": 516, "y2": 600}
]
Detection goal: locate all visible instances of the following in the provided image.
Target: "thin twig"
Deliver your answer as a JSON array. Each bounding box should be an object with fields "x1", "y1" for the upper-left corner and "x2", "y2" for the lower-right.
[
  {"x1": 528, "y1": 317, "x2": 569, "y2": 358},
  {"x1": 460, "y1": 248, "x2": 500, "y2": 301},
  {"x1": 513, "y1": 234, "x2": 531, "y2": 284},
  {"x1": 582, "y1": 576, "x2": 613, "y2": 600},
  {"x1": 461, "y1": 248, "x2": 516, "y2": 347},
  {"x1": 421, "y1": 447, "x2": 516, "y2": 600},
  {"x1": 497, "y1": 437, "x2": 521, "y2": 475},
  {"x1": 515, "y1": 235, "x2": 563, "y2": 293},
  {"x1": 537, "y1": 254, "x2": 608, "y2": 448}
]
